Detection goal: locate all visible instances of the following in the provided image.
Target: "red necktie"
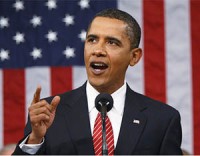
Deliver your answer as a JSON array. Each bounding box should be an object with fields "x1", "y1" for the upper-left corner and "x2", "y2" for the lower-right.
[{"x1": 93, "y1": 113, "x2": 114, "y2": 155}]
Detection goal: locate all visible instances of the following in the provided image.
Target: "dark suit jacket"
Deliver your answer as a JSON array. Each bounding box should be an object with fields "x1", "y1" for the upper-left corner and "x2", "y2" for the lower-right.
[{"x1": 13, "y1": 83, "x2": 182, "y2": 155}]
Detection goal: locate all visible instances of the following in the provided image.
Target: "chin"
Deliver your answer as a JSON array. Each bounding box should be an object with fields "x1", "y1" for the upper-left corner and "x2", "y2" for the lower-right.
[
  {"x1": 89, "y1": 79, "x2": 103, "y2": 87},
  {"x1": 88, "y1": 78, "x2": 107, "y2": 89}
]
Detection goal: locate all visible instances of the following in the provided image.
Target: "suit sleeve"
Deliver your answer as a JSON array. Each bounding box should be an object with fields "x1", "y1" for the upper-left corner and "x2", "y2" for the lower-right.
[
  {"x1": 12, "y1": 116, "x2": 47, "y2": 155},
  {"x1": 159, "y1": 110, "x2": 183, "y2": 155},
  {"x1": 12, "y1": 135, "x2": 46, "y2": 155}
]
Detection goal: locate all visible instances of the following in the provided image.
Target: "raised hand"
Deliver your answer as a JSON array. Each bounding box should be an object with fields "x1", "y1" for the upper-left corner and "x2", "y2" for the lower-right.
[{"x1": 27, "y1": 86, "x2": 60, "y2": 144}]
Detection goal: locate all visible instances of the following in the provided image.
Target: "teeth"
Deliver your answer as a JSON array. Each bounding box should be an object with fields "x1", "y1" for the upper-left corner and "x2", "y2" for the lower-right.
[
  {"x1": 94, "y1": 63, "x2": 105, "y2": 66},
  {"x1": 91, "y1": 62, "x2": 108, "y2": 70}
]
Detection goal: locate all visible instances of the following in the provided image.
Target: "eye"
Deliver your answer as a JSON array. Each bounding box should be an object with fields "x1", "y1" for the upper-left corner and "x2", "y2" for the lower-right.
[
  {"x1": 86, "y1": 35, "x2": 97, "y2": 43},
  {"x1": 87, "y1": 38, "x2": 96, "y2": 43},
  {"x1": 107, "y1": 40, "x2": 119, "y2": 46}
]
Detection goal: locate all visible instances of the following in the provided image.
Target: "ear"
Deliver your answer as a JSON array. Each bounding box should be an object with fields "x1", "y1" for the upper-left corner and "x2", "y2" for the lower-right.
[{"x1": 129, "y1": 48, "x2": 142, "y2": 66}]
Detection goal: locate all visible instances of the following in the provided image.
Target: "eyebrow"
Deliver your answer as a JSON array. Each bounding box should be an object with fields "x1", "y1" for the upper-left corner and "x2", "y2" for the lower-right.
[
  {"x1": 86, "y1": 34, "x2": 98, "y2": 39},
  {"x1": 86, "y1": 34, "x2": 122, "y2": 45},
  {"x1": 106, "y1": 36, "x2": 122, "y2": 45}
]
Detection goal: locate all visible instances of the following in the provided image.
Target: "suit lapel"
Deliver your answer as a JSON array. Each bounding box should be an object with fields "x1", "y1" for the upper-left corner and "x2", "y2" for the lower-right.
[
  {"x1": 61, "y1": 84, "x2": 94, "y2": 155},
  {"x1": 115, "y1": 85, "x2": 147, "y2": 155}
]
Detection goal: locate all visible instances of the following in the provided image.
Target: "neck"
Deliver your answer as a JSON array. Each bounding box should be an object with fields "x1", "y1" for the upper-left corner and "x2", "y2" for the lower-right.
[{"x1": 91, "y1": 82, "x2": 125, "y2": 94}]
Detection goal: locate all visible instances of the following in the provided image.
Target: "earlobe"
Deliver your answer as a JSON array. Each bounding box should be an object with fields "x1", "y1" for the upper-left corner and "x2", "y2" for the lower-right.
[{"x1": 130, "y1": 48, "x2": 142, "y2": 66}]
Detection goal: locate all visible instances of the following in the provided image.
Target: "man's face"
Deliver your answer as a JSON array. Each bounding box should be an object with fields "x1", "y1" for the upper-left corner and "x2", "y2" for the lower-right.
[{"x1": 84, "y1": 17, "x2": 136, "y2": 94}]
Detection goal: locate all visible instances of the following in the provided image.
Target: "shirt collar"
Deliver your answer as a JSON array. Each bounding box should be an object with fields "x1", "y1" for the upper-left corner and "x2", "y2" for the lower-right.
[
  {"x1": 86, "y1": 81, "x2": 99, "y2": 113},
  {"x1": 86, "y1": 81, "x2": 127, "y2": 116}
]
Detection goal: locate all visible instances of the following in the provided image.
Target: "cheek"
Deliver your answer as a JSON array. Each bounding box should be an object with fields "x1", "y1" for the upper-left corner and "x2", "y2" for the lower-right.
[
  {"x1": 84, "y1": 46, "x2": 89, "y2": 63},
  {"x1": 110, "y1": 55, "x2": 130, "y2": 72}
]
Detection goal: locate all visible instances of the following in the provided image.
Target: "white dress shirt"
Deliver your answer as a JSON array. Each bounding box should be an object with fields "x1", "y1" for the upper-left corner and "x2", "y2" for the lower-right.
[
  {"x1": 86, "y1": 81, "x2": 126, "y2": 147},
  {"x1": 20, "y1": 81, "x2": 126, "y2": 154}
]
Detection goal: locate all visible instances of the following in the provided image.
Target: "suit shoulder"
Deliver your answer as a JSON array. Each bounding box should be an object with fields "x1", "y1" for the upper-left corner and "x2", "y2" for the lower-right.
[
  {"x1": 44, "y1": 83, "x2": 86, "y2": 104},
  {"x1": 128, "y1": 87, "x2": 180, "y2": 117}
]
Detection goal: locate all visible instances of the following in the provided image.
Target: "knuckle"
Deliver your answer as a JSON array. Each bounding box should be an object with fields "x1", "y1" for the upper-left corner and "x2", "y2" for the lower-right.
[
  {"x1": 41, "y1": 100, "x2": 47, "y2": 104},
  {"x1": 43, "y1": 107, "x2": 47, "y2": 112}
]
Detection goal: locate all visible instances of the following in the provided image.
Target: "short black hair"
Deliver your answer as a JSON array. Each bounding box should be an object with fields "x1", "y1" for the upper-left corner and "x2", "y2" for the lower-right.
[{"x1": 87, "y1": 8, "x2": 141, "y2": 49}]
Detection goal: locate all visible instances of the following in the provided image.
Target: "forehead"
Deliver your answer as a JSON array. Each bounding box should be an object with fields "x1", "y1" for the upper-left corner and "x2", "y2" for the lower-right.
[{"x1": 87, "y1": 17, "x2": 128, "y2": 37}]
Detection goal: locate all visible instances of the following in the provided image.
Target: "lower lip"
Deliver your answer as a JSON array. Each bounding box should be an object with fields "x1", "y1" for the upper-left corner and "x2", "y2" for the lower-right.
[{"x1": 90, "y1": 67, "x2": 107, "y2": 75}]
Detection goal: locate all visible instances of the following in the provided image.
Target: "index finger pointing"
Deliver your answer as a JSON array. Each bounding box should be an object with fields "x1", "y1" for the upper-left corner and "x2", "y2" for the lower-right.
[{"x1": 31, "y1": 85, "x2": 41, "y2": 104}]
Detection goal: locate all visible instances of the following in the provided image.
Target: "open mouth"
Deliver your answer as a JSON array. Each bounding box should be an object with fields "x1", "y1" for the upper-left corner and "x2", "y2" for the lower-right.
[
  {"x1": 90, "y1": 62, "x2": 108, "y2": 74},
  {"x1": 91, "y1": 62, "x2": 108, "y2": 69}
]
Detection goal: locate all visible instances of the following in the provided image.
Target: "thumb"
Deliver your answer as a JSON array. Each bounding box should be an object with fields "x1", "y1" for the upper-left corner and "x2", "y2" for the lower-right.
[{"x1": 50, "y1": 96, "x2": 60, "y2": 112}]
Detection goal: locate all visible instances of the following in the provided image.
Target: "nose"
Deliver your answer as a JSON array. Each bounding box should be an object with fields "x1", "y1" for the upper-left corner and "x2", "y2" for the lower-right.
[
  {"x1": 93, "y1": 43, "x2": 106, "y2": 57},
  {"x1": 93, "y1": 49, "x2": 107, "y2": 57}
]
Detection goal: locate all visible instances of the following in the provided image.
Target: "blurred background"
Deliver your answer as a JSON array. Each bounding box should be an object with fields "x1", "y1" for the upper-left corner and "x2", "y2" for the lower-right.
[{"x1": 0, "y1": 0, "x2": 199, "y2": 155}]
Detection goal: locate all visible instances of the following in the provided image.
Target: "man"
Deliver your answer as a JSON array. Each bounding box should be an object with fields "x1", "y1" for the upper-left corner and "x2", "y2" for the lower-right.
[{"x1": 13, "y1": 8, "x2": 182, "y2": 155}]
